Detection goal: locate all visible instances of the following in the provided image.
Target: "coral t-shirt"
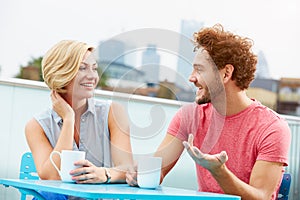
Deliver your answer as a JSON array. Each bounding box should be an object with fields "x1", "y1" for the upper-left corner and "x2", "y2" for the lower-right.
[{"x1": 168, "y1": 100, "x2": 291, "y2": 198}]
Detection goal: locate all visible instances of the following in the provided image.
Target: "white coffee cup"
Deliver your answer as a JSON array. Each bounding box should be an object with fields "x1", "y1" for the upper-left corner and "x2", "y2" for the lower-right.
[
  {"x1": 50, "y1": 150, "x2": 86, "y2": 182},
  {"x1": 137, "y1": 156, "x2": 162, "y2": 189}
]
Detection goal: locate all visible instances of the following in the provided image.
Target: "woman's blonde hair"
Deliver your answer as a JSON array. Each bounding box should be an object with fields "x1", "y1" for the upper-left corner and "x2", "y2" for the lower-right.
[{"x1": 42, "y1": 40, "x2": 94, "y2": 93}]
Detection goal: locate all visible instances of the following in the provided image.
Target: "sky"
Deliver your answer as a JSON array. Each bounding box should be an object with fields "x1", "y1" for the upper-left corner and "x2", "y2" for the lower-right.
[{"x1": 0, "y1": 0, "x2": 299, "y2": 80}]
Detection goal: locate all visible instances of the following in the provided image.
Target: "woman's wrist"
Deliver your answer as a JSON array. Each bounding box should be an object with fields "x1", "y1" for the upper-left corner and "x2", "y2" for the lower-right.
[{"x1": 103, "y1": 167, "x2": 111, "y2": 183}]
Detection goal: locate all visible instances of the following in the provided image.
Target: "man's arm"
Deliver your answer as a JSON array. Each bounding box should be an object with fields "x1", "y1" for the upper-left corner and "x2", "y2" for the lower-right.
[
  {"x1": 183, "y1": 134, "x2": 283, "y2": 200},
  {"x1": 154, "y1": 133, "x2": 185, "y2": 182},
  {"x1": 126, "y1": 133, "x2": 184, "y2": 186},
  {"x1": 213, "y1": 160, "x2": 283, "y2": 199}
]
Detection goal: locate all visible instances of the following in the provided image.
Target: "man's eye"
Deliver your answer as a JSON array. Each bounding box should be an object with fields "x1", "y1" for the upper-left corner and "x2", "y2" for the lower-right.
[{"x1": 193, "y1": 67, "x2": 201, "y2": 72}]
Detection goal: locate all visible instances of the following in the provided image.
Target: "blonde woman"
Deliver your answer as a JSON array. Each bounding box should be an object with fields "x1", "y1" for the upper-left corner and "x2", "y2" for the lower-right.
[{"x1": 25, "y1": 40, "x2": 133, "y2": 199}]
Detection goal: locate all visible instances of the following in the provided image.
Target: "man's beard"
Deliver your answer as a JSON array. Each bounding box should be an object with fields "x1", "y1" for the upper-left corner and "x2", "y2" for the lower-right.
[
  {"x1": 195, "y1": 91, "x2": 211, "y2": 105},
  {"x1": 195, "y1": 83, "x2": 224, "y2": 105}
]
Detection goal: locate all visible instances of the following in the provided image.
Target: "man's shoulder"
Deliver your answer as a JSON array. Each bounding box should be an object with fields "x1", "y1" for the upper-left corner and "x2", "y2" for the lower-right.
[{"x1": 252, "y1": 101, "x2": 285, "y2": 121}]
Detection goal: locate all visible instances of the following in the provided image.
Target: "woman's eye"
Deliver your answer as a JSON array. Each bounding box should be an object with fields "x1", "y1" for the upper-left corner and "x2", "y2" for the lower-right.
[{"x1": 79, "y1": 66, "x2": 86, "y2": 70}]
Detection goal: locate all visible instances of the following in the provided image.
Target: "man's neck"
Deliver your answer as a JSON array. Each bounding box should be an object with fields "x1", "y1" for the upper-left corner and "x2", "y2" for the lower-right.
[{"x1": 225, "y1": 90, "x2": 253, "y2": 116}]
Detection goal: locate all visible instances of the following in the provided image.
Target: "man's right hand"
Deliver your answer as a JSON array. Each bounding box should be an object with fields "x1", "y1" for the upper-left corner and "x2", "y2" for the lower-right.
[
  {"x1": 183, "y1": 134, "x2": 228, "y2": 173},
  {"x1": 126, "y1": 164, "x2": 138, "y2": 186}
]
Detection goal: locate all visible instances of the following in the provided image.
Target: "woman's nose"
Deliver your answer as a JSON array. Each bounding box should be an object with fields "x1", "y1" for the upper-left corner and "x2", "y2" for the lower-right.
[{"x1": 86, "y1": 69, "x2": 98, "y2": 79}]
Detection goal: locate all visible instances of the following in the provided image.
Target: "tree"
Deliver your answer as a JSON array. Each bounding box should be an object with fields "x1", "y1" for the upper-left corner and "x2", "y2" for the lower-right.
[
  {"x1": 97, "y1": 63, "x2": 109, "y2": 88},
  {"x1": 15, "y1": 56, "x2": 43, "y2": 81},
  {"x1": 15, "y1": 56, "x2": 109, "y2": 87}
]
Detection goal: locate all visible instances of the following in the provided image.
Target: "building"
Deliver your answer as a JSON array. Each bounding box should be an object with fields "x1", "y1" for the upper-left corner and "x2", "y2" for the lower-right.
[
  {"x1": 250, "y1": 78, "x2": 279, "y2": 93},
  {"x1": 255, "y1": 51, "x2": 270, "y2": 78},
  {"x1": 248, "y1": 78, "x2": 279, "y2": 110},
  {"x1": 98, "y1": 39, "x2": 147, "y2": 94},
  {"x1": 141, "y1": 44, "x2": 161, "y2": 85},
  {"x1": 98, "y1": 39, "x2": 126, "y2": 65},
  {"x1": 176, "y1": 19, "x2": 204, "y2": 89},
  {"x1": 277, "y1": 78, "x2": 300, "y2": 116},
  {"x1": 174, "y1": 20, "x2": 204, "y2": 102},
  {"x1": 99, "y1": 61, "x2": 145, "y2": 90}
]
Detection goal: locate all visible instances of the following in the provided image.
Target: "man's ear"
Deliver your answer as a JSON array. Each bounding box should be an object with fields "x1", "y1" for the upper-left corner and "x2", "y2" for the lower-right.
[{"x1": 222, "y1": 64, "x2": 234, "y2": 82}]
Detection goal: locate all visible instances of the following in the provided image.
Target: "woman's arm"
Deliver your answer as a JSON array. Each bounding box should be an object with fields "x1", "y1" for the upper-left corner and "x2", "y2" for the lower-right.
[
  {"x1": 108, "y1": 102, "x2": 133, "y2": 183},
  {"x1": 25, "y1": 117, "x2": 74, "y2": 180},
  {"x1": 25, "y1": 91, "x2": 75, "y2": 180}
]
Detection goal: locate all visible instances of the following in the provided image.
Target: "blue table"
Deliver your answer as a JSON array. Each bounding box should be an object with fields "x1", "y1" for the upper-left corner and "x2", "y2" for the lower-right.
[{"x1": 0, "y1": 178, "x2": 241, "y2": 199}]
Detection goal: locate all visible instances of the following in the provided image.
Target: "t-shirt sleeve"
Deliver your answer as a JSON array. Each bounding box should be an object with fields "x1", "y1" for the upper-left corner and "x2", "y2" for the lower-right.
[
  {"x1": 167, "y1": 107, "x2": 189, "y2": 141},
  {"x1": 257, "y1": 119, "x2": 291, "y2": 166}
]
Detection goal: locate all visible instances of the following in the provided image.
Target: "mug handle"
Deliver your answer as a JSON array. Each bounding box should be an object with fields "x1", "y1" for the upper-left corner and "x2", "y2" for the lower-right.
[{"x1": 50, "y1": 151, "x2": 62, "y2": 177}]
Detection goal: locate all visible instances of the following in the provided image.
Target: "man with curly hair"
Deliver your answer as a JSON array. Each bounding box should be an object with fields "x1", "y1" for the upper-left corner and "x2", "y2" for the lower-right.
[{"x1": 127, "y1": 24, "x2": 291, "y2": 200}]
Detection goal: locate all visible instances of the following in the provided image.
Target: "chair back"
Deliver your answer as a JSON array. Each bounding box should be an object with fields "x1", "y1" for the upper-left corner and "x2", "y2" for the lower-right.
[
  {"x1": 278, "y1": 173, "x2": 291, "y2": 200},
  {"x1": 19, "y1": 152, "x2": 39, "y2": 200},
  {"x1": 19, "y1": 152, "x2": 39, "y2": 180}
]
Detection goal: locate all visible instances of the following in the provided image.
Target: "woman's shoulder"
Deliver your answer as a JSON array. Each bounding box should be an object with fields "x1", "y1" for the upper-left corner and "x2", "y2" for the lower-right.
[
  {"x1": 34, "y1": 108, "x2": 53, "y2": 121},
  {"x1": 92, "y1": 98, "x2": 112, "y2": 107},
  {"x1": 25, "y1": 109, "x2": 52, "y2": 133},
  {"x1": 91, "y1": 98, "x2": 113, "y2": 116}
]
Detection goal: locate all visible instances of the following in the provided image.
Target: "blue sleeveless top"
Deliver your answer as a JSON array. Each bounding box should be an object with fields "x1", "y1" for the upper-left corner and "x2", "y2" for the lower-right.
[{"x1": 34, "y1": 98, "x2": 112, "y2": 168}]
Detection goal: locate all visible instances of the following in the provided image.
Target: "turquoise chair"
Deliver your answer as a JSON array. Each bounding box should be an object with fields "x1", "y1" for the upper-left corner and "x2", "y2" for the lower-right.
[
  {"x1": 19, "y1": 152, "x2": 39, "y2": 181},
  {"x1": 19, "y1": 152, "x2": 43, "y2": 200},
  {"x1": 278, "y1": 173, "x2": 291, "y2": 200},
  {"x1": 19, "y1": 152, "x2": 67, "y2": 200}
]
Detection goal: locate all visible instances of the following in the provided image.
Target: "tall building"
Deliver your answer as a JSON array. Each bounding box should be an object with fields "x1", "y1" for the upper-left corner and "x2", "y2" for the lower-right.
[
  {"x1": 175, "y1": 20, "x2": 204, "y2": 102},
  {"x1": 97, "y1": 39, "x2": 144, "y2": 89},
  {"x1": 98, "y1": 39, "x2": 126, "y2": 66},
  {"x1": 256, "y1": 51, "x2": 270, "y2": 78},
  {"x1": 141, "y1": 44, "x2": 161, "y2": 85},
  {"x1": 176, "y1": 19, "x2": 204, "y2": 89}
]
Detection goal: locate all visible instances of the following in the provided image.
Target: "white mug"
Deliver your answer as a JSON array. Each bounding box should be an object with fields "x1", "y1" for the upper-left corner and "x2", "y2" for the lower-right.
[
  {"x1": 50, "y1": 150, "x2": 86, "y2": 182},
  {"x1": 137, "y1": 156, "x2": 162, "y2": 189}
]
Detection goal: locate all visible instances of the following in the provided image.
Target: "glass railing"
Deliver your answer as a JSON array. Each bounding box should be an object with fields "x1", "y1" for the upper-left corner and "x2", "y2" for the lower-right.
[
  {"x1": 282, "y1": 115, "x2": 300, "y2": 200},
  {"x1": 0, "y1": 78, "x2": 299, "y2": 200}
]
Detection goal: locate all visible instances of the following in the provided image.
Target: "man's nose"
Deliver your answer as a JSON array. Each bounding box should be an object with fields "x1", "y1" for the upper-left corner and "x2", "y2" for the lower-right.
[{"x1": 189, "y1": 74, "x2": 197, "y2": 83}]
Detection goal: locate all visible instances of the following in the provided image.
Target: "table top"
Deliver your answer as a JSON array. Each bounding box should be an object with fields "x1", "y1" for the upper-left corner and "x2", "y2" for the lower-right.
[{"x1": 0, "y1": 178, "x2": 241, "y2": 199}]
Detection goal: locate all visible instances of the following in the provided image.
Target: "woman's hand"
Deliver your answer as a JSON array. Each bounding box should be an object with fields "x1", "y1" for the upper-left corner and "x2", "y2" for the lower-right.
[
  {"x1": 70, "y1": 160, "x2": 108, "y2": 184},
  {"x1": 51, "y1": 91, "x2": 74, "y2": 120}
]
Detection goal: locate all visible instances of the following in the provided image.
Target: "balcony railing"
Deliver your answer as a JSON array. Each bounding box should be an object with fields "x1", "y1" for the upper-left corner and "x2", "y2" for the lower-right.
[{"x1": 0, "y1": 78, "x2": 299, "y2": 200}]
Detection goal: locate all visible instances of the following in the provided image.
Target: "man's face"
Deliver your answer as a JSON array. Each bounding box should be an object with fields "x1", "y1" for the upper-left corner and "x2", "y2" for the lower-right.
[{"x1": 189, "y1": 48, "x2": 223, "y2": 105}]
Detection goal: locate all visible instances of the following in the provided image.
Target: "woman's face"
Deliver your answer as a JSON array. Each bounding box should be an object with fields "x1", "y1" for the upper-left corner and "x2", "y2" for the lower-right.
[{"x1": 65, "y1": 50, "x2": 99, "y2": 101}]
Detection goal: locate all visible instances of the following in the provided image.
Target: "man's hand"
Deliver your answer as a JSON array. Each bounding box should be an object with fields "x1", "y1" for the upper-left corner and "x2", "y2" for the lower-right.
[
  {"x1": 126, "y1": 163, "x2": 138, "y2": 186},
  {"x1": 183, "y1": 134, "x2": 228, "y2": 172}
]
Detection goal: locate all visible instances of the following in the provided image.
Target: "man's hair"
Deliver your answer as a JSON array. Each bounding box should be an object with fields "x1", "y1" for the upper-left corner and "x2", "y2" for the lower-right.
[
  {"x1": 193, "y1": 24, "x2": 257, "y2": 90},
  {"x1": 42, "y1": 40, "x2": 94, "y2": 93}
]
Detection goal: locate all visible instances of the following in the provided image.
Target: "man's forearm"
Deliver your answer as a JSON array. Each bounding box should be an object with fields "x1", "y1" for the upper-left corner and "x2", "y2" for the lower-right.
[{"x1": 210, "y1": 165, "x2": 266, "y2": 200}]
